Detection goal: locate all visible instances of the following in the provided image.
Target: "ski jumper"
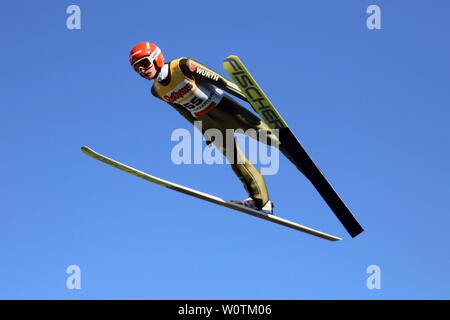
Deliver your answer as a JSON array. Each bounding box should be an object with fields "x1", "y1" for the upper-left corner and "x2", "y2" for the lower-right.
[{"x1": 150, "y1": 57, "x2": 295, "y2": 209}]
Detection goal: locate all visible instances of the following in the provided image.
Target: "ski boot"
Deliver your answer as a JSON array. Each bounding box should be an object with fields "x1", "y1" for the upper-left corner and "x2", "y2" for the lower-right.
[{"x1": 230, "y1": 197, "x2": 274, "y2": 214}]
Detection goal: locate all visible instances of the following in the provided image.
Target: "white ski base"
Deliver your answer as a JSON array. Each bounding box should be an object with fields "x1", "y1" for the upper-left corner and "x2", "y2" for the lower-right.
[{"x1": 82, "y1": 146, "x2": 342, "y2": 241}]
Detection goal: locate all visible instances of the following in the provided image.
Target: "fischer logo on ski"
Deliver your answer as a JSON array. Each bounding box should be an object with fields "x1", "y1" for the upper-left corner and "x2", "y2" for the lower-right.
[{"x1": 224, "y1": 57, "x2": 286, "y2": 129}]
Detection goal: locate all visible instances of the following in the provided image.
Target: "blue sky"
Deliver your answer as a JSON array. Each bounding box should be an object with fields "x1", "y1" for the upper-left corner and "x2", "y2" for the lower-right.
[{"x1": 0, "y1": 0, "x2": 449, "y2": 299}]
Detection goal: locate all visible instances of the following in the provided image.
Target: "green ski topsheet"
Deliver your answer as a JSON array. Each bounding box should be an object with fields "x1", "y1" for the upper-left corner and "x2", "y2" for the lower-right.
[
  {"x1": 223, "y1": 55, "x2": 288, "y2": 130},
  {"x1": 223, "y1": 55, "x2": 364, "y2": 238}
]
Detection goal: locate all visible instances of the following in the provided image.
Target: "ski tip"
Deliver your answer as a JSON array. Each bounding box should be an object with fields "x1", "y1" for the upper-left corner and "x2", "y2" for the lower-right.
[
  {"x1": 223, "y1": 55, "x2": 239, "y2": 62},
  {"x1": 81, "y1": 146, "x2": 94, "y2": 156}
]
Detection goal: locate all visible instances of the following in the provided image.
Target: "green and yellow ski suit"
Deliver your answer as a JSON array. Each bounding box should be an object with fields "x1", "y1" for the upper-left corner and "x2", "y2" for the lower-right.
[{"x1": 151, "y1": 57, "x2": 294, "y2": 209}]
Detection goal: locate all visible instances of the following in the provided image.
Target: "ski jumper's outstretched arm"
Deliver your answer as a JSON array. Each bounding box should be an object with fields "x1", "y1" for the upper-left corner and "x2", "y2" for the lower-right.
[{"x1": 178, "y1": 58, "x2": 249, "y2": 103}]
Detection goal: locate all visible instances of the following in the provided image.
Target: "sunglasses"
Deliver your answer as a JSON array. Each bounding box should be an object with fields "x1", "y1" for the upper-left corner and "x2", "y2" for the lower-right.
[{"x1": 133, "y1": 56, "x2": 154, "y2": 73}]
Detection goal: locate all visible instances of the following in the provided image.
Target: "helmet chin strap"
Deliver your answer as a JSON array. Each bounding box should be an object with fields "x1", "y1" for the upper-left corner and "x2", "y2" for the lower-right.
[
  {"x1": 139, "y1": 65, "x2": 161, "y2": 80},
  {"x1": 156, "y1": 64, "x2": 169, "y2": 82},
  {"x1": 155, "y1": 64, "x2": 162, "y2": 75}
]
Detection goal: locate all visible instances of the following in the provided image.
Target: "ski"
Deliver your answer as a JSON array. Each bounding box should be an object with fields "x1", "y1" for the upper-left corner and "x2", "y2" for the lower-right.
[
  {"x1": 81, "y1": 146, "x2": 341, "y2": 241},
  {"x1": 223, "y1": 55, "x2": 364, "y2": 238}
]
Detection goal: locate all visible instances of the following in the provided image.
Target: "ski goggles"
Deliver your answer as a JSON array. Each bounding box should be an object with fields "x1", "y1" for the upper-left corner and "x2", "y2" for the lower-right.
[{"x1": 132, "y1": 56, "x2": 154, "y2": 73}]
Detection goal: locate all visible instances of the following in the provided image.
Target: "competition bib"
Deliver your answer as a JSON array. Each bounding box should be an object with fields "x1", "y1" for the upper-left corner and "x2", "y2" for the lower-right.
[{"x1": 153, "y1": 59, "x2": 223, "y2": 117}]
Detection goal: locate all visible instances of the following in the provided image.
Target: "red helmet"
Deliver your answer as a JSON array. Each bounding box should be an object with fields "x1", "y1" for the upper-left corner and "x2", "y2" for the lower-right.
[{"x1": 129, "y1": 42, "x2": 164, "y2": 68}]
